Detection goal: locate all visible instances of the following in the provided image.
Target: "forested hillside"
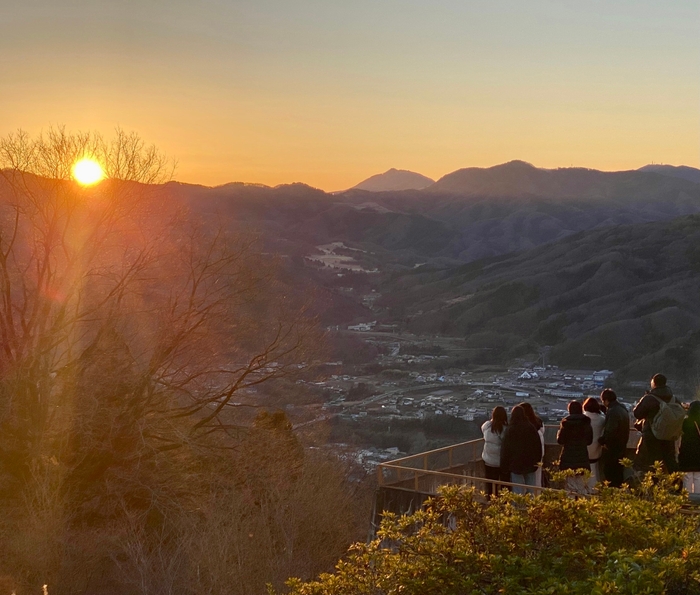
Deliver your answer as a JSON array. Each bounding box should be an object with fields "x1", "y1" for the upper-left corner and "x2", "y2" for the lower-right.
[
  {"x1": 154, "y1": 168, "x2": 700, "y2": 384},
  {"x1": 377, "y1": 215, "x2": 700, "y2": 385}
]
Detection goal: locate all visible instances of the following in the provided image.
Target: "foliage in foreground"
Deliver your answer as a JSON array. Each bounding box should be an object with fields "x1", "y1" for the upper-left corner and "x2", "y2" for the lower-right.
[{"x1": 286, "y1": 471, "x2": 700, "y2": 595}]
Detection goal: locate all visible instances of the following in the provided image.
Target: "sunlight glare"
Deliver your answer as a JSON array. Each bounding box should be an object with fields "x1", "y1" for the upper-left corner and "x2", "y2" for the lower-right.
[{"x1": 72, "y1": 158, "x2": 105, "y2": 186}]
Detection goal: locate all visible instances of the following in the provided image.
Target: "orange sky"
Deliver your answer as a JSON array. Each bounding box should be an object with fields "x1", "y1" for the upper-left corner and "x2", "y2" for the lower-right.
[{"x1": 2, "y1": 1, "x2": 698, "y2": 191}]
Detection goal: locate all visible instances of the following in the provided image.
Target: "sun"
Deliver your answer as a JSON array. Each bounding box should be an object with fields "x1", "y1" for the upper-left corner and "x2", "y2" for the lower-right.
[{"x1": 72, "y1": 158, "x2": 105, "y2": 186}]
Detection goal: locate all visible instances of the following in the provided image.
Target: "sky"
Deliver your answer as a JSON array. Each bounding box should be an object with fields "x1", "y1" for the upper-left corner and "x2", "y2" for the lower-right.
[{"x1": 1, "y1": 0, "x2": 699, "y2": 190}]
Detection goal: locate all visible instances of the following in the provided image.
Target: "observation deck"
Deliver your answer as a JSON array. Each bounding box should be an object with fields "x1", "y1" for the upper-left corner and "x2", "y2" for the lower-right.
[{"x1": 372, "y1": 425, "x2": 641, "y2": 531}]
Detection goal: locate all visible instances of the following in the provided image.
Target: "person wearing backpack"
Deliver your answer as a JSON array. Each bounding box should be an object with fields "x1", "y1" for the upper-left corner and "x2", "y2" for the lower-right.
[{"x1": 633, "y1": 373, "x2": 682, "y2": 473}]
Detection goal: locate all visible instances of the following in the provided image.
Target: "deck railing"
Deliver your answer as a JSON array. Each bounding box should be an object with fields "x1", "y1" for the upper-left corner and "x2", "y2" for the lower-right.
[
  {"x1": 377, "y1": 424, "x2": 641, "y2": 497},
  {"x1": 377, "y1": 439, "x2": 482, "y2": 489}
]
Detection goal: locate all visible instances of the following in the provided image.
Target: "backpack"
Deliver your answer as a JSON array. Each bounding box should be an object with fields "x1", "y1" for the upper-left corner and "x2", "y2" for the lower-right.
[{"x1": 650, "y1": 395, "x2": 686, "y2": 441}]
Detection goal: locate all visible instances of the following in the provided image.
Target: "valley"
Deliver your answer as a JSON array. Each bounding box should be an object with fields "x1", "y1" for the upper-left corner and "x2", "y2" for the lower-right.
[
  {"x1": 282, "y1": 324, "x2": 641, "y2": 463},
  {"x1": 166, "y1": 162, "x2": 700, "y2": 462}
]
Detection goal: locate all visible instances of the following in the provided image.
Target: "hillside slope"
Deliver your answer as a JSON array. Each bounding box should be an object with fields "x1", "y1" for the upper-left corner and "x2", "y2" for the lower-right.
[{"x1": 377, "y1": 214, "x2": 700, "y2": 383}]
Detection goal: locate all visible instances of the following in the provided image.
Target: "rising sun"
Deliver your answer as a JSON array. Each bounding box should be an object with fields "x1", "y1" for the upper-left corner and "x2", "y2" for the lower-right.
[{"x1": 72, "y1": 158, "x2": 105, "y2": 186}]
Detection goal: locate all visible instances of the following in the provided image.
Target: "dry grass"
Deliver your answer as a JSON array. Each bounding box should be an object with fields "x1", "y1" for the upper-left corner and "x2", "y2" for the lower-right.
[{"x1": 0, "y1": 440, "x2": 371, "y2": 595}]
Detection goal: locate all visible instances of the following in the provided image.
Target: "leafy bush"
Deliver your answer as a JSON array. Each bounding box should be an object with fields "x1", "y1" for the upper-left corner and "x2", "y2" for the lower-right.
[{"x1": 285, "y1": 471, "x2": 700, "y2": 595}]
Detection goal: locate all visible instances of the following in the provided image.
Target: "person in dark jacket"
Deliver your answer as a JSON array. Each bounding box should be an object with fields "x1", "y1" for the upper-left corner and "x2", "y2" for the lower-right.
[
  {"x1": 633, "y1": 373, "x2": 678, "y2": 473},
  {"x1": 557, "y1": 400, "x2": 594, "y2": 471},
  {"x1": 519, "y1": 401, "x2": 545, "y2": 487},
  {"x1": 558, "y1": 400, "x2": 594, "y2": 493},
  {"x1": 501, "y1": 405, "x2": 543, "y2": 494},
  {"x1": 598, "y1": 388, "x2": 631, "y2": 487},
  {"x1": 679, "y1": 401, "x2": 700, "y2": 493}
]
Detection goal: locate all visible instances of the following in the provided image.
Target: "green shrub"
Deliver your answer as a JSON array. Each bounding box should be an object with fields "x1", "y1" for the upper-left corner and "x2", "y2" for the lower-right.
[{"x1": 284, "y1": 471, "x2": 700, "y2": 595}]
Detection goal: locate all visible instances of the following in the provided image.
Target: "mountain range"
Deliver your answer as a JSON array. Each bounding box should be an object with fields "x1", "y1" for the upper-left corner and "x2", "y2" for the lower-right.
[
  {"x1": 5, "y1": 160, "x2": 700, "y2": 382},
  {"x1": 169, "y1": 161, "x2": 700, "y2": 264},
  {"x1": 348, "y1": 161, "x2": 700, "y2": 196}
]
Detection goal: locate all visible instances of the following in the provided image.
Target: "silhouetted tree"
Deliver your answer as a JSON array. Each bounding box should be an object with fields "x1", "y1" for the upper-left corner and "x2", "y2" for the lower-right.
[{"x1": 0, "y1": 129, "x2": 353, "y2": 595}]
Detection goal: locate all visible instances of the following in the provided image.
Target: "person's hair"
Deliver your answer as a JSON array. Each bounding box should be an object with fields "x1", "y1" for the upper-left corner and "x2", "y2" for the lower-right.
[
  {"x1": 518, "y1": 401, "x2": 542, "y2": 430},
  {"x1": 600, "y1": 388, "x2": 617, "y2": 403},
  {"x1": 510, "y1": 405, "x2": 527, "y2": 425},
  {"x1": 568, "y1": 400, "x2": 583, "y2": 415},
  {"x1": 687, "y1": 401, "x2": 700, "y2": 423},
  {"x1": 583, "y1": 397, "x2": 601, "y2": 414},
  {"x1": 490, "y1": 406, "x2": 508, "y2": 435},
  {"x1": 652, "y1": 373, "x2": 667, "y2": 388}
]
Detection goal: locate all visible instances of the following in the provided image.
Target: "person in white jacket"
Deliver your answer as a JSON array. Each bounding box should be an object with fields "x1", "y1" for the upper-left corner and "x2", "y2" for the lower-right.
[
  {"x1": 481, "y1": 406, "x2": 508, "y2": 497},
  {"x1": 583, "y1": 397, "x2": 606, "y2": 487}
]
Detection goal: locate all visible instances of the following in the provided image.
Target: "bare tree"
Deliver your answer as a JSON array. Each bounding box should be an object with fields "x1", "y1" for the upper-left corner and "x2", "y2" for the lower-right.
[
  {"x1": 0, "y1": 128, "x2": 367, "y2": 595},
  {"x1": 0, "y1": 127, "x2": 314, "y2": 486}
]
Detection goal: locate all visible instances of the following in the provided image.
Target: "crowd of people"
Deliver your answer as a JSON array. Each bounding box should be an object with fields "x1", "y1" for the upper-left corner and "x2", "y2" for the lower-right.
[{"x1": 480, "y1": 373, "x2": 700, "y2": 495}]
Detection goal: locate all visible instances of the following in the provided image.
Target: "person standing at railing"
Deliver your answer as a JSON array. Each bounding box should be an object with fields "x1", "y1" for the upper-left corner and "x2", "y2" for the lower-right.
[
  {"x1": 633, "y1": 373, "x2": 682, "y2": 474},
  {"x1": 481, "y1": 406, "x2": 509, "y2": 497},
  {"x1": 598, "y1": 388, "x2": 630, "y2": 487},
  {"x1": 678, "y1": 401, "x2": 700, "y2": 494},
  {"x1": 583, "y1": 397, "x2": 606, "y2": 488},
  {"x1": 501, "y1": 405, "x2": 542, "y2": 495},
  {"x1": 519, "y1": 402, "x2": 545, "y2": 486},
  {"x1": 557, "y1": 400, "x2": 594, "y2": 493}
]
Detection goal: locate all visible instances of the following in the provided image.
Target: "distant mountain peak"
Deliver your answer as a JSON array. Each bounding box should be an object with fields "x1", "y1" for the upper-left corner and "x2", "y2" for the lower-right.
[
  {"x1": 428, "y1": 161, "x2": 549, "y2": 196},
  {"x1": 497, "y1": 160, "x2": 537, "y2": 169},
  {"x1": 351, "y1": 169, "x2": 435, "y2": 192}
]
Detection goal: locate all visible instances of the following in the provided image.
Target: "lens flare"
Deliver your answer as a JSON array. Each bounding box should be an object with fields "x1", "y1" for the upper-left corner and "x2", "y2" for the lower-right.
[{"x1": 72, "y1": 158, "x2": 105, "y2": 186}]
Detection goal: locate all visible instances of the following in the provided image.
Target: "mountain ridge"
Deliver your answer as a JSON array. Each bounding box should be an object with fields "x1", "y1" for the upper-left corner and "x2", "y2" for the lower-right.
[
  {"x1": 428, "y1": 160, "x2": 700, "y2": 198},
  {"x1": 156, "y1": 161, "x2": 700, "y2": 198},
  {"x1": 5, "y1": 168, "x2": 700, "y2": 381},
  {"x1": 158, "y1": 164, "x2": 700, "y2": 266},
  {"x1": 638, "y1": 164, "x2": 700, "y2": 185}
]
